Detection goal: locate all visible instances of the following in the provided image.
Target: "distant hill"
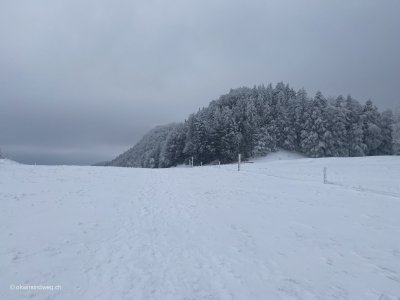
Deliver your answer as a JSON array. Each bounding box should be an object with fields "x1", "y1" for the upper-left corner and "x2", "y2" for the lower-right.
[
  {"x1": 92, "y1": 161, "x2": 109, "y2": 167},
  {"x1": 109, "y1": 82, "x2": 397, "y2": 168}
]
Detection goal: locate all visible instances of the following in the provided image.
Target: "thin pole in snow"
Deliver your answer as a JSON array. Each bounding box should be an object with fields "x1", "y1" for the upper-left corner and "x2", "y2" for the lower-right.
[
  {"x1": 323, "y1": 167, "x2": 327, "y2": 184},
  {"x1": 238, "y1": 153, "x2": 241, "y2": 172},
  {"x1": 218, "y1": 160, "x2": 220, "y2": 168}
]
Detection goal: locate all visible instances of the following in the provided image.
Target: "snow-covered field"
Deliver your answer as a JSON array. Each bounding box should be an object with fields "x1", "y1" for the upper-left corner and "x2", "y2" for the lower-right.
[{"x1": 1, "y1": 154, "x2": 400, "y2": 300}]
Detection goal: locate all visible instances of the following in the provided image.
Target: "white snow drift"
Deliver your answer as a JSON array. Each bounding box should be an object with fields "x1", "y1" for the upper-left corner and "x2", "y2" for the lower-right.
[{"x1": 1, "y1": 154, "x2": 400, "y2": 300}]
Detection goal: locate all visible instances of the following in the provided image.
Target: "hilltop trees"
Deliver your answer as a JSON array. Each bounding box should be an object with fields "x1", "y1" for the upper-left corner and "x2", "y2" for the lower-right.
[{"x1": 109, "y1": 83, "x2": 396, "y2": 168}]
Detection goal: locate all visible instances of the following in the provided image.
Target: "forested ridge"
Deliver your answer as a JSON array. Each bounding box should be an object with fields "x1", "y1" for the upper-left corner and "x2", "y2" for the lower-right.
[{"x1": 108, "y1": 83, "x2": 400, "y2": 168}]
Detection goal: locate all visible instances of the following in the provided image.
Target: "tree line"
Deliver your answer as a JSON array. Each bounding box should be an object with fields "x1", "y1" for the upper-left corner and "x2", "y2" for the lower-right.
[{"x1": 109, "y1": 83, "x2": 400, "y2": 168}]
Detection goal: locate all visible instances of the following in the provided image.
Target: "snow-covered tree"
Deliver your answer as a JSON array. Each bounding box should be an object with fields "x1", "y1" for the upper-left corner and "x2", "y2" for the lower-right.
[
  {"x1": 300, "y1": 92, "x2": 330, "y2": 157},
  {"x1": 377, "y1": 110, "x2": 393, "y2": 155},
  {"x1": 293, "y1": 88, "x2": 309, "y2": 151},
  {"x1": 361, "y1": 100, "x2": 382, "y2": 155},
  {"x1": 253, "y1": 127, "x2": 277, "y2": 156},
  {"x1": 159, "y1": 124, "x2": 187, "y2": 167},
  {"x1": 345, "y1": 95, "x2": 366, "y2": 156},
  {"x1": 329, "y1": 96, "x2": 349, "y2": 156}
]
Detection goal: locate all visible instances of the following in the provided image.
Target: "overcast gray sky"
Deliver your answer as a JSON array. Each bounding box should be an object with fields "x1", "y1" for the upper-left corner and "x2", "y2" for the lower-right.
[{"x1": 0, "y1": 0, "x2": 399, "y2": 165}]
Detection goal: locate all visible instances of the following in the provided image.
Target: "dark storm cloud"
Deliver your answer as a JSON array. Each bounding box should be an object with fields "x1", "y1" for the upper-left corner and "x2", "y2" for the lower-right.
[{"x1": 0, "y1": 0, "x2": 399, "y2": 164}]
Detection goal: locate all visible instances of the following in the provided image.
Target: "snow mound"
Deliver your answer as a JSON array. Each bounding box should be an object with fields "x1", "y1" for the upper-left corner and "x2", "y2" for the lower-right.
[
  {"x1": 0, "y1": 158, "x2": 18, "y2": 165},
  {"x1": 252, "y1": 149, "x2": 306, "y2": 163}
]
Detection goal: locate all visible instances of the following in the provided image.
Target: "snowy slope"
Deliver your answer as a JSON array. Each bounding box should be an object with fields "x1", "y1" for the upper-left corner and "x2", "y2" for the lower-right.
[
  {"x1": 1, "y1": 156, "x2": 400, "y2": 300},
  {"x1": 0, "y1": 158, "x2": 18, "y2": 165}
]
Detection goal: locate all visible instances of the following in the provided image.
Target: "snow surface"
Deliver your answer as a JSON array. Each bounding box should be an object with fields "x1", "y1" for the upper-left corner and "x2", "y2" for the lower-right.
[{"x1": 1, "y1": 156, "x2": 400, "y2": 300}]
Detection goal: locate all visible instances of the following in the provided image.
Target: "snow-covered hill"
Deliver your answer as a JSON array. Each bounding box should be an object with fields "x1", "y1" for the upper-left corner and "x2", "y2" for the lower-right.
[
  {"x1": 0, "y1": 158, "x2": 18, "y2": 165},
  {"x1": 1, "y1": 155, "x2": 400, "y2": 300}
]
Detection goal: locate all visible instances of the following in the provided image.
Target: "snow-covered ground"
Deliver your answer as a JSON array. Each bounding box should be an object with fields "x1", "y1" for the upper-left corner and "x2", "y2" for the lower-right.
[{"x1": 1, "y1": 155, "x2": 400, "y2": 300}]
